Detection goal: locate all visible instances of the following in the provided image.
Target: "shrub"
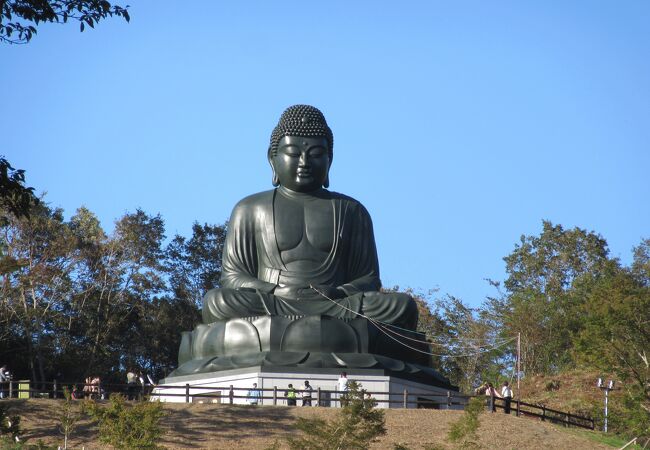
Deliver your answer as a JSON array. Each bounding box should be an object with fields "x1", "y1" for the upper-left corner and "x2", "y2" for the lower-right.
[
  {"x1": 287, "y1": 380, "x2": 386, "y2": 449},
  {"x1": 448, "y1": 397, "x2": 484, "y2": 448},
  {"x1": 85, "y1": 394, "x2": 165, "y2": 449}
]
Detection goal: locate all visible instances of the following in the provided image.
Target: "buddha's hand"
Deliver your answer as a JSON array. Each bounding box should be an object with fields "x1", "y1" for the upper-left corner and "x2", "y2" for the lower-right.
[{"x1": 309, "y1": 285, "x2": 347, "y2": 300}]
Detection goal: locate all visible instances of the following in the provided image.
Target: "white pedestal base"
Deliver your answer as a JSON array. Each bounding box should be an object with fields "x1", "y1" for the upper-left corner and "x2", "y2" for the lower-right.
[{"x1": 152, "y1": 367, "x2": 459, "y2": 409}]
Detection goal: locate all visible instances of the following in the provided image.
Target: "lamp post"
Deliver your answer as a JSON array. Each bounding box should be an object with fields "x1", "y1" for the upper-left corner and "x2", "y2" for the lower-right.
[{"x1": 596, "y1": 378, "x2": 615, "y2": 432}]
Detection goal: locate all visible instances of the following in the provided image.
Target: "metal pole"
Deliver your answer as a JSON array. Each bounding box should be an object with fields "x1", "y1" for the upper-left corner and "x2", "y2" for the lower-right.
[
  {"x1": 403, "y1": 389, "x2": 408, "y2": 408},
  {"x1": 605, "y1": 389, "x2": 609, "y2": 433},
  {"x1": 517, "y1": 332, "x2": 521, "y2": 404},
  {"x1": 185, "y1": 384, "x2": 190, "y2": 403}
]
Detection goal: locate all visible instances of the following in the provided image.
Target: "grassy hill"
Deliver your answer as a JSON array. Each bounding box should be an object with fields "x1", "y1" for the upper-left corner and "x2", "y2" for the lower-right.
[{"x1": 1, "y1": 397, "x2": 635, "y2": 449}]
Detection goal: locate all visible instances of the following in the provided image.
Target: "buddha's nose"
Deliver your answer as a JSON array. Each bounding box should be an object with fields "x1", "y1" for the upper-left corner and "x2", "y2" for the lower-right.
[{"x1": 299, "y1": 152, "x2": 308, "y2": 166}]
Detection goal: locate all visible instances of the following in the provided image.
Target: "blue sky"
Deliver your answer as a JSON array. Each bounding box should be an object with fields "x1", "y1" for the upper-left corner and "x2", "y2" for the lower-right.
[{"x1": 2, "y1": 1, "x2": 649, "y2": 307}]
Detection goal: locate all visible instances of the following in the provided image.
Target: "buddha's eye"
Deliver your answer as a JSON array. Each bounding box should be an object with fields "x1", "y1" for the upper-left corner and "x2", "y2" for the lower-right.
[
  {"x1": 309, "y1": 147, "x2": 326, "y2": 157},
  {"x1": 281, "y1": 146, "x2": 300, "y2": 157}
]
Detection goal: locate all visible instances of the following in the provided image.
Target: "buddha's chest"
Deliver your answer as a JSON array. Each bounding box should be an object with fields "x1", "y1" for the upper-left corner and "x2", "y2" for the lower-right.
[{"x1": 273, "y1": 195, "x2": 335, "y2": 254}]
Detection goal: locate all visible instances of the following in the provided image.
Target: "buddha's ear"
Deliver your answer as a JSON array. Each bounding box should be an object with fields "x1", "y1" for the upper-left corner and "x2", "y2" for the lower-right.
[
  {"x1": 268, "y1": 146, "x2": 280, "y2": 187},
  {"x1": 323, "y1": 153, "x2": 332, "y2": 188}
]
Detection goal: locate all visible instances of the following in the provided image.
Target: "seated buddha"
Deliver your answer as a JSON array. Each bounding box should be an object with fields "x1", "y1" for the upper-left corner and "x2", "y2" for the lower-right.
[{"x1": 201, "y1": 104, "x2": 418, "y2": 330}]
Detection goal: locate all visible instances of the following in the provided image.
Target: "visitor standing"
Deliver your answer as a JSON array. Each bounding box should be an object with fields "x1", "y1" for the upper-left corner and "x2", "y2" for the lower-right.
[
  {"x1": 484, "y1": 382, "x2": 501, "y2": 412},
  {"x1": 501, "y1": 381, "x2": 513, "y2": 414},
  {"x1": 247, "y1": 383, "x2": 262, "y2": 405},
  {"x1": 302, "y1": 380, "x2": 313, "y2": 406},
  {"x1": 0, "y1": 365, "x2": 10, "y2": 399},
  {"x1": 285, "y1": 384, "x2": 297, "y2": 406},
  {"x1": 126, "y1": 369, "x2": 137, "y2": 400},
  {"x1": 338, "y1": 372, "x2": 349, "y2": 407}
]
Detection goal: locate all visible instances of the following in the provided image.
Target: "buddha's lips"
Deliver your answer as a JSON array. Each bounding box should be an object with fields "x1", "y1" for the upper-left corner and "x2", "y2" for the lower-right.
[{"x1": 297, "y1": 171, "x2": 312, "y2": 178}]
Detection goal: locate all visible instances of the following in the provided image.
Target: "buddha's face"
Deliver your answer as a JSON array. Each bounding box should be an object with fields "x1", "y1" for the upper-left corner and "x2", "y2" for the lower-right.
[{"x1": 272, "y1": 135, "x2": 331, "y2": 192}]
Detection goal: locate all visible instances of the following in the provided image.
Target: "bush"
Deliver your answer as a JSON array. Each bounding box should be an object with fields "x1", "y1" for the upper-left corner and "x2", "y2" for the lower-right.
[
  {"x1": 85, "y1": 394, "x2": 165, "y2": 449},
  {"x1": 287, "y1": 381, "x2": 386, "y2": 449},
  {"x1": 448, "y1": 397, "x2": 484, "y2": 448}
]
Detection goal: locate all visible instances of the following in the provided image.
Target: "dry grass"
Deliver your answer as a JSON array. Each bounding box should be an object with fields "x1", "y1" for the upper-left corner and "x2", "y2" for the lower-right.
[{"x1": 3, "y1": 398, "x2": 614, "y2": 449}]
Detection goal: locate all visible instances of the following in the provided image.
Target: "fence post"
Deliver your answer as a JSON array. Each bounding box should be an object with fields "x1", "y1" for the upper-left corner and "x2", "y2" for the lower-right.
[
  {"x1": 565, "y1": 413, "x2": 569, "y2": 427},
  {"x1": 541, "y1": 405, "x2": 546, "y2": 421},
  {"x1": 403, "y1": 389, "x2": 408, "y2": 408},
  {"x1": 273, "y1": 386, "x2": 277, "y2": 405},
  {"x1": 447, "y1": 391, "x2": 451, "y2": 408},
  {"x1": 229, "y1": 385, "x2": 234, "y2": 404},
  {"x1": 516, "y1": 399, "x2": 520, "y2": 417},
  {"x1": 53, "y1": 379, "x2": 57, "y2": 399},
  {"x1": 317, "y1": 387, "x2": 321, "y2": 407},
  {"x1": 9, "y1": 380, "x2": 13, "y2": 398},
  {"x1": 185, "y1": 384, "x2": 190, "y2": 403},
  {"x1": 489, "y1": 393, "x2": 494, "y2": 413}
]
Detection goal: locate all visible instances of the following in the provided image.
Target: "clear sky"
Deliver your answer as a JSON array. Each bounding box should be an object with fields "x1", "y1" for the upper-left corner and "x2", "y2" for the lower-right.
[{"x1": 2, "y1": 1, "x2": 649, "y2": 307}]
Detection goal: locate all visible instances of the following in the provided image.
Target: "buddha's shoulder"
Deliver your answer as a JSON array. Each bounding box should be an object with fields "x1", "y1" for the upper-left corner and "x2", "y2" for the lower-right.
[
  {"x1": 232, "y1": 190, "x2": 275, "y2": 210},
  {"x1": 326, "y1": 191, "x2": 370, "y2": 212}
]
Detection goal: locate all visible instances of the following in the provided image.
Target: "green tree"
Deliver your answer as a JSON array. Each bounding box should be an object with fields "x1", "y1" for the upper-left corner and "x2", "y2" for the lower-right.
[
  {"x1": 1, "y1": 0, "x2": 129, "y2": 44},
  {"x1": 287, "y1": 381, "x2": 386, "y2": 450},
  {"x1": 573, "y1": 256, "x2": 650, "y2": 437},
  {"x1": 434, "y1": 296, "x2": 505, "y2": 392},
  {"x1": 0, "y1": 201, "x2": 80, "y2": 384},
  {"x1": 0, "y1": 157, "x2": 39, "y2": 222},
  {"x1": 489, "y1": 220, "x2": 611, "y2": 375}
]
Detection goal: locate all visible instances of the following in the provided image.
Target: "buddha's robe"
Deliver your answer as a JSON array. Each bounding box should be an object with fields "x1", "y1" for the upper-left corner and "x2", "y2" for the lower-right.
[{"x1": 202, "y1": 186, "x2": 418, "y2": 329}]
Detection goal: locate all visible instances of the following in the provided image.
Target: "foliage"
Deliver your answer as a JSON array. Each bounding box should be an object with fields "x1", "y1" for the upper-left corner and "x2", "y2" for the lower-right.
[
  {"x1": 447, "y1": 397, "x2": 483, "y2": 448},
  {"x1": 85, "y1": 394, "x2": 165, "y2": 450},
  {"x1": 0, "y1": 403, "x2": 21, "y2": 440},
  {"x1": 433, "y1": 296, "x2": 506, "y2": 393},
  {"x1": 287, "y1": 380, "x2": 386, "y2": 450},
  {"x1": 573, "y1": 259, "x2": 650, "y2": 438},
  {"x1": 487, "y1": 220, "x2": 611, "y2": 375},
  {"x1": 1, "y1": 0, "x2": 129, "y2": 44},
  {"x1": 0, "y1": 157, "x2": 39, "y2": 222},
  {"x1": 58, "y1": 387, "x2": 82, "y2": 449}
]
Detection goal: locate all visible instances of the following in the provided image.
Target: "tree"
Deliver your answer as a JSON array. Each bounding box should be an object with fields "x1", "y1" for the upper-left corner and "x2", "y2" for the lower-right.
[
  {"x1": 0, "y1": 201, "x2": 80, "y2": 384},
  {"x1": 573, "y1": 256, "x2": 650, "y2": 437},
  {"x1": 164, "y1": 222, "x2": 227, "y2": 310},
  {"x1": 287, "y1": 381, "x2": 386, "y2": 450},
  {"x1": 0, "y1": 157, "x2": 39, "y2": 220},
  {"x1": 434, "y1": 296, "x2": 505, "y2": 393},
  {"x1": 1, "y1": 0, "x2": 129, "y2": 44},
  {"x1": 488, "y1": 220, "x2": 611, "y2": 375}
]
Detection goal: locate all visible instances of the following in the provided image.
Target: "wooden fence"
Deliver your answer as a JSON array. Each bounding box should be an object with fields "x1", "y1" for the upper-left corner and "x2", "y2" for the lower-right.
[{"x1": 0, "y1": 380, "x2": 594, "y2": 430}]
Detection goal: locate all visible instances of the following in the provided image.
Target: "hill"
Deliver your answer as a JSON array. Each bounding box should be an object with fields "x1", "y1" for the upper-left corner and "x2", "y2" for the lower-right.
[{"x1": 1, "y1": 398, "x2": 625, "y2": 449}]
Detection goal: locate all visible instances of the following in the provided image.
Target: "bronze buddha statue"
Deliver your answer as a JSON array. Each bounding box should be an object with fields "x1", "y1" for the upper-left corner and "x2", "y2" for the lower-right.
[{"x1": 172, "y1": 105, "x2": 443, "y2": 381}]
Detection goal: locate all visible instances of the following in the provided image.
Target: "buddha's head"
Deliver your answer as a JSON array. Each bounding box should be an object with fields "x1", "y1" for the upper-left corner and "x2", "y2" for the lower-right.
[{"x1": 268, "y1": 105, "x2": 334, "y2": 192}]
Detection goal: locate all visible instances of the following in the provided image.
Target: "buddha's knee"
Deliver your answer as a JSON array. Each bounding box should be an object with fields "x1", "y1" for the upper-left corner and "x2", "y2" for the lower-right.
[{"x1": 202, "y1": 288, "x2": 236, "y2": 323}]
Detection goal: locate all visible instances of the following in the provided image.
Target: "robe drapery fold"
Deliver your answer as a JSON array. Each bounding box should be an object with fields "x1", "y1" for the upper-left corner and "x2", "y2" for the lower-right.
[{"x1": 202, "y1": 188, "x2": 417, "y2": 329}]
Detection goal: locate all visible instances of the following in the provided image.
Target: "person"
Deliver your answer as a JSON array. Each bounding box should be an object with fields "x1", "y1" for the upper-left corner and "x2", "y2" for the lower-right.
[
  {"x1": 338, "y1": 372, "x2": 349, "y2": 407},
  {"x1": 284, "y1": 384, "x2": 297, "y2": 406},
  {"x1": 126, "y1": 369, "x2": 137, "y2": 400},
  {"x1": 200, "y1": 105, "x2": 418, "y2": 329},
  {"x1": 501, "y1": 381, "x2": 513, "y2": 414},
  {"x1": 484, "y1": 382, "x2": 501, "y2": 412},
  {"x1": 0, "y1": 365, "x2": 9, "y2": 399},
  {"x1": 71, "y1": 385, "x2": 82, "y2": 400},
  {"x1": 247, "y1": 383, "x2": 262, "y2": 405},
  {"x1": 302, "y1": 380, "x2": 313, "y2": 407},
  {"x1": 82, "y1": 376, "x2": 93, "y2": 399}
]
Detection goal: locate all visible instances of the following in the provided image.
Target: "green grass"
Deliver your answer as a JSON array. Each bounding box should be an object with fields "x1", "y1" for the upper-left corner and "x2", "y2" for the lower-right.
[{"x1": 562, "y1": 427, "x2": 644, "y2": 449}]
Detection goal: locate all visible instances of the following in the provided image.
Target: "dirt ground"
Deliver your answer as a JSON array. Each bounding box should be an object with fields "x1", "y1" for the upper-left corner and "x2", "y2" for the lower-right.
[{"x1": 5, "y1": 399, "x2": 613, "y2": 449}]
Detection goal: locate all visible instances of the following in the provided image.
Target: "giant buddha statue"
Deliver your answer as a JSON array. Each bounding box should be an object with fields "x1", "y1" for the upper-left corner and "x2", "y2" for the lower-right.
[{"x1": 172, "y1": 105, "x2": 447, "y2": 385}]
